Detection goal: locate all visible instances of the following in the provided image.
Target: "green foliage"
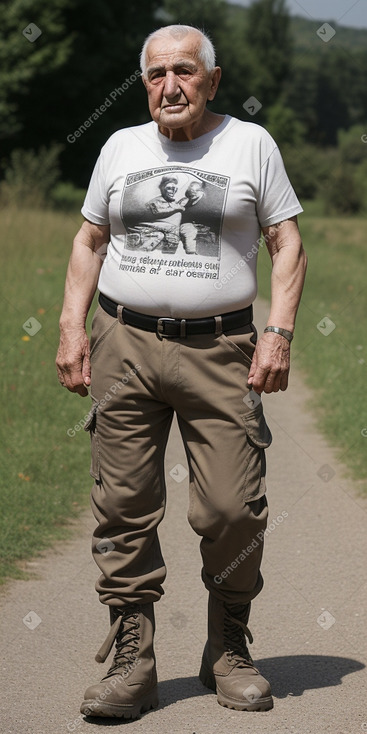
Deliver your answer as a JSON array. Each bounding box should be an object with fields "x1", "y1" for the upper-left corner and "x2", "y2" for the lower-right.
[
  {"x1": 0, "y1": 0, "x2": 366, "y2": 197},
  {"x1": 0, "y1": 0, "x2": 75, "y2": 137},
  {"x1": 0, "y1": 207, "x2": 89, "y2": 583},
  {"x1": 265, "y1": 103, "x2": 306, "y2": 146},
  {"x1": 0, "y1": 143, "x2": 62, "y2": 207},
  {"x1": 0, "y1": 0, "x2": 161, "y2": 186},
  {"x1": 257, "y1": 212, "x2": 367, "y2": 492},
  {"x1": 244, "y1": 0, "x2": 292, "y2": 107},
  {"x1": 338, "y1": 125, "x2": 367, "y2": 166},
  {"x1": 50, "y1": 181, "x2": 85, "y2": 211},
  {"x1": 322, "y1": 165, "x2": 364, "y2": 215},
  {"x1": 280, "y1": 144, "x2": 338, "y2": 201},
  {"x1": 354, "y1": 160, "x2": 367, "y2": 212}
]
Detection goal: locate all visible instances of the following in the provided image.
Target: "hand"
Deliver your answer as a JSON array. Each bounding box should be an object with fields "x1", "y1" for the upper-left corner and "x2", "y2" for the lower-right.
[
  {"x1": 247, "y1": 332, "x2": 290, "y2": 394},
  {"x1": 56, "y1": 328, "x2": 91, "y2": 397}
]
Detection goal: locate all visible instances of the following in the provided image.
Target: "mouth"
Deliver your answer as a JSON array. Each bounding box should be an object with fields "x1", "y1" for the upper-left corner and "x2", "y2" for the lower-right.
[{"x1": 161, "y1": 103, "x2": 187, "y2": 112}]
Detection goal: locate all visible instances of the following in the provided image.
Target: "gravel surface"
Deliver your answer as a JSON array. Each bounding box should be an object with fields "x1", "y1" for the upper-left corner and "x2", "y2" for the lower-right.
[{"x1": 1, "y1": 298, "x2": 366, "y2": 734}]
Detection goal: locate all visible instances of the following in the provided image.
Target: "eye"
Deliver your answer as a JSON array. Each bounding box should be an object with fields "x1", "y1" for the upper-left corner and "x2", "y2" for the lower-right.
[
  {"x1": 149, "y1": 71, "x2": 165, "y2": 83},
  {"x1": 177, "y1": 68, "x2": 192, "y2": 78}
]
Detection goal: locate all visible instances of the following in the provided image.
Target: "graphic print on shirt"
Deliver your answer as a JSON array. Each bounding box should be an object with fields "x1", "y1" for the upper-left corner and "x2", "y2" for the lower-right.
[{"x1": 119, "y1": 166, "x2": 229, "y2": 280}]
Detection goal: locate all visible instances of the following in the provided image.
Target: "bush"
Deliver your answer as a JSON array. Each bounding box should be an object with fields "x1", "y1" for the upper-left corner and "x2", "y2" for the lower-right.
[
  {"x1": 354, "y1": 160, "x2": 367, "y2": 213},
  {"x1": 322, "y1": 164, "x2": 363, "y2": 215},
  {"x1": 0, "y1": 143, "x2": 63, "y2": 207},
  {"x1": 50, "y1": 181, "x2": 85, "y2": 211},
  {"x1": 281, "y1": 143, "x2": 339, "y2": 201}
]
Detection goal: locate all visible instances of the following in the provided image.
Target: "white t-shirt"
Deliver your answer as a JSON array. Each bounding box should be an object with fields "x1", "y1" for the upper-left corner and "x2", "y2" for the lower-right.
[{"x1": 82, "y1": 115, "x2": 303, "y2": 318}]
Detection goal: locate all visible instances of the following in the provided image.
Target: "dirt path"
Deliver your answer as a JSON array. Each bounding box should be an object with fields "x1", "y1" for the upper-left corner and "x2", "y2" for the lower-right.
[{"x1": 1, "y1": 298, "x2": 366, "y2": 734}]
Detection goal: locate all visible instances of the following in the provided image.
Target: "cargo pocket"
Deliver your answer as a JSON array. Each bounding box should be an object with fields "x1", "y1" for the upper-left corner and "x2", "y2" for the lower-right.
[
  {"x1": 83, "y1": 400, "x2": 101, "y2": 482},
  {"x1": 240, "y1": 401, "x2": 272, "y2": 502}
]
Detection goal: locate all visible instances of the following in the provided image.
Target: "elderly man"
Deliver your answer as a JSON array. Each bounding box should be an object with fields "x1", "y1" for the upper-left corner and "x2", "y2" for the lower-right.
[{"x1": 56, "y1": 24, "x2": 306, "y2": 720}]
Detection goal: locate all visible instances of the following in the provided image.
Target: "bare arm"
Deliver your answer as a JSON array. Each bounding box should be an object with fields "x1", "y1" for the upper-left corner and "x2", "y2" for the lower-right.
[
  {"x1": 248, "y1": 216, "x2": 307, "y2": 394},
  {"x1": 56, "y1": 220, "x2": 110, "y2": 396}
]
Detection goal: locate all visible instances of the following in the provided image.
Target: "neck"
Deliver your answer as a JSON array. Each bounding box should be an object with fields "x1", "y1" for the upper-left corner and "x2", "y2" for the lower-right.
[{"x1": 158, "y1": 110, "x2": 225, "y2": 142}]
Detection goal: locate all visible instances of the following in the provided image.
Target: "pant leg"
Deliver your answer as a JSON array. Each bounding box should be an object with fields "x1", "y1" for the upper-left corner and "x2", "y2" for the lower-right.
[
  {"x1": 171, "y1": 324, "x2": 272, "y2": 605},
  {"x1": 86, "y1": 305, "x2": 174, "y2": 606}
]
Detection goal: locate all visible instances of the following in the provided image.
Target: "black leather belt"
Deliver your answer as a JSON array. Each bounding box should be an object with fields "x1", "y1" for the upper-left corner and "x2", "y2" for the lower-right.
[{"x1": 99, "y1": 293, "x2": 253, "y2": 338}]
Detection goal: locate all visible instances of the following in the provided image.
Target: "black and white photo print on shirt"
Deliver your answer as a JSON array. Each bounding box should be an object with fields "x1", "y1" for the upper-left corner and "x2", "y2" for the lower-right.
[{"x1": 120, "y1": 166, "x2": 229, "y2": 261}]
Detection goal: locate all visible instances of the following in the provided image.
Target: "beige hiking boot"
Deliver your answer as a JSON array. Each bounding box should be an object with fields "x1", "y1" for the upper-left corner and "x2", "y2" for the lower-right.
[
  {"x1": 199, "y1": 595, "x2": 273, "y2": 711},
  {"x1": 80, "y1": 603, "x2": 158, "y2": 719}
]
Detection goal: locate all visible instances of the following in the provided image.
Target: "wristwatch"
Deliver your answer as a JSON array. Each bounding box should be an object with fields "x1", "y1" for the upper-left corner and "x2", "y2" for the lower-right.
[{"x1": 264, "y1": 326, "x2": 294, "y2": 342}]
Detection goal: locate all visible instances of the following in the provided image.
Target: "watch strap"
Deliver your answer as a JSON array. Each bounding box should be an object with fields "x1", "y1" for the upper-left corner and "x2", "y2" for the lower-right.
[{"x1": 264, "y1": 326, "x2": 294, "y2": 342}]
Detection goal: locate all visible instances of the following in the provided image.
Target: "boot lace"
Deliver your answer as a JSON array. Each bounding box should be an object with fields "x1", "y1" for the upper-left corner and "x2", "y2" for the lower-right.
[
  {"x1": 95, "y1": 605, "x2": 140, "y2": 677},
  {"x1": 223, "y1": 604, "x2": 254, "y2": 668}
]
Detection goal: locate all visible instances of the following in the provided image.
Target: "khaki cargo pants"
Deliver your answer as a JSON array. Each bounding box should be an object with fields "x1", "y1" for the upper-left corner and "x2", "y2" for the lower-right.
[{"x1": 85, "y1": 304, "x2": 272, "y2": 607}]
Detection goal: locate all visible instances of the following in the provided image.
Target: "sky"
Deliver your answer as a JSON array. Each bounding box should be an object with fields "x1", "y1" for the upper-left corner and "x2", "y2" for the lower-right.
[{"x1": 229, "y1": 0, "x2": 367, "y2": 29}]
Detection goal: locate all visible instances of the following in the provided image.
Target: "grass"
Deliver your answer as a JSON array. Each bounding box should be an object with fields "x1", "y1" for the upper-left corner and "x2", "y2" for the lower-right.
[
  {"x1": 257, "y1": 202, "x2": 367, "y2": 491},
  {"x1": 1, "y1": 202, "x2": 366, "y2": 586},
  {"x1": 0, "y1": 206, "x2": 96, "y2": 584}
]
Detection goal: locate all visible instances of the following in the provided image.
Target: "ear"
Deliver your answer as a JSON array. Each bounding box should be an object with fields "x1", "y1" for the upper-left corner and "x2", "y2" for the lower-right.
[{"x1": 207, "y1": 67, "x2": 222, "y2": 102}]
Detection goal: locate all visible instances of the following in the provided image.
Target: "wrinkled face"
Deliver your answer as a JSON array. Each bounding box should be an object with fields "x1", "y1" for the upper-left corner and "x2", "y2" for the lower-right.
[{"x1": 142, "y1": 32, "x2": 220, "y2": 135}]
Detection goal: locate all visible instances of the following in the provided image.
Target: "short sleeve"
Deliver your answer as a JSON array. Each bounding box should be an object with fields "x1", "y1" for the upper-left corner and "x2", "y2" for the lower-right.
[
  {"x1": 256, "y1": 133, "x2": 303, "y2": 228},
  {"x1": 81, "y1": 151, "x2": 110, "y2": 226}
]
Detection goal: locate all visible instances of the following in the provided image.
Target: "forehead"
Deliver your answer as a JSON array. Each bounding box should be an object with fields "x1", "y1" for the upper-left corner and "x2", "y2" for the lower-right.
[{"x1": 145, "y1": 32, "x2": 203, "y2": 69}]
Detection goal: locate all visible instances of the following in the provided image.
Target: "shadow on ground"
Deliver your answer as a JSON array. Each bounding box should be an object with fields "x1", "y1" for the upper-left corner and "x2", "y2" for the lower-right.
[{"x1": 83, "y1": 654, "x2": 365, "y2": 725}]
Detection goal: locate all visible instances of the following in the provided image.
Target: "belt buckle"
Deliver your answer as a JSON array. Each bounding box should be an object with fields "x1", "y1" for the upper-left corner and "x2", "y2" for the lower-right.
[{"x1": 157, "y1": 317, "x2": 177, "y2": 338}]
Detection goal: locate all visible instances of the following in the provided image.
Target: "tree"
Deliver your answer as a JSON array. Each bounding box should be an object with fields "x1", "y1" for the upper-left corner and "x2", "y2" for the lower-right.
[
  {"x1": 0, "y1": 0, "x2": 161, "y2": 186},
  {"x1": 243, "y1": 0, "x2": 292, "y2": 109},
  {"x1": 0, "y1": 0, "x2": 74, "y2": 139}
]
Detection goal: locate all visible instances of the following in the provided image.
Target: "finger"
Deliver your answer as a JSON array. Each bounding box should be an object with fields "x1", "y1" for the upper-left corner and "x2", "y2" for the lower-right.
[
  {"x1": 263, "y1": 374, "x2": 276, "y2": 394},
  {"x1": 280, "y1": 370, "x2": 289, "y2": 391},
  {"x1": 61, "y1": 367, "x2": 88, "y2": 396},
  {"x1": 75, "y1": 384, "x2": 89, "y2": 397},
  {"x1": 82, "y1": 351, "x2": 91, "y2": 386},
  {"x1": 247, "y1": 353, "x2": 258, "y2": 383},
  {"x1": 248, "y1": 366, "x2": 268, "y2": 394},
  {"x1": 270, "y1": 373, "x2": 282, "y2": 393}
]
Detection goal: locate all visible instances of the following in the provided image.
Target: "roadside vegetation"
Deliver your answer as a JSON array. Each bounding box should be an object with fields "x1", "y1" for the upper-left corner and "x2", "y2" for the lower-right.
[
  {"x1": 0, "y1": 207, "x2": 93, "y2": 584},
  {"x1": 257, "y1": 203, "x2": 367, "y2": 491}
]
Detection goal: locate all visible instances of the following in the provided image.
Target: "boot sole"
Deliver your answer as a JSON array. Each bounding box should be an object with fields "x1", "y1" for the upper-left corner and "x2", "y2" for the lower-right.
[
  {"x1": 199, "y1": 660, "x2": 273, "y2": 712},
  {"x1": 80, "y1": 687, "x2": 159, "y2": 719}
]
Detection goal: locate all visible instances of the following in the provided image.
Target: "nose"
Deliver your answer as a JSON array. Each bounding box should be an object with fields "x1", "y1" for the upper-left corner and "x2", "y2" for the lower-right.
[{"x1": 163, "y1": 71, "x2": 181, "y2": 101}]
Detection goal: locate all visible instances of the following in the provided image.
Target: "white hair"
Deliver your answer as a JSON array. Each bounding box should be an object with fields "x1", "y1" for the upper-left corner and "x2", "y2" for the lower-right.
[{"x1": 140, "y1": 25, "x2": 216, "y2": 77}]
